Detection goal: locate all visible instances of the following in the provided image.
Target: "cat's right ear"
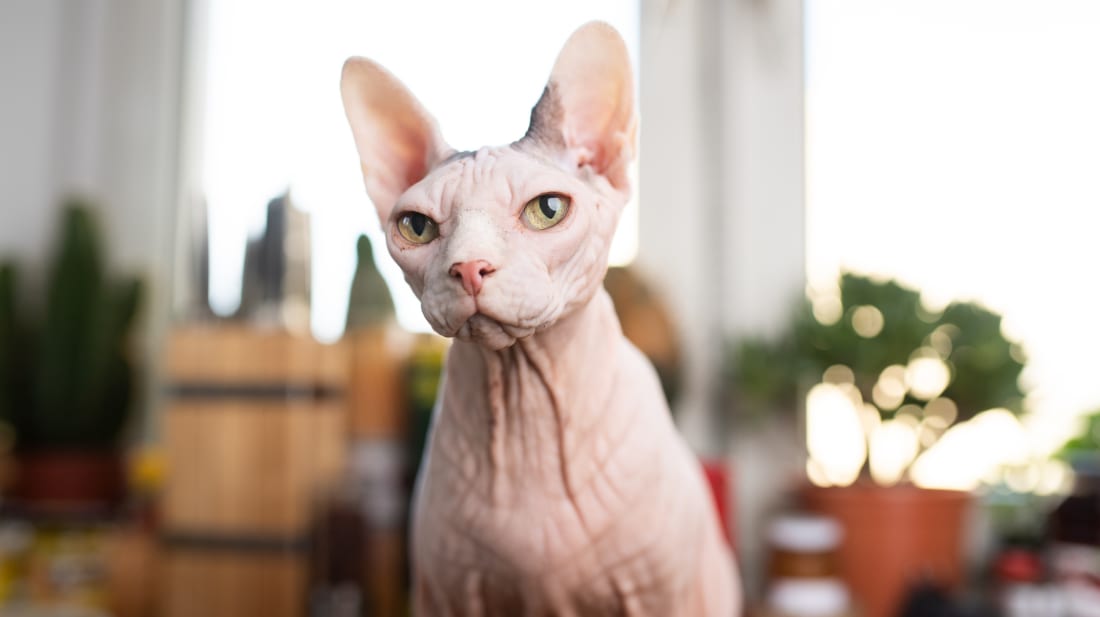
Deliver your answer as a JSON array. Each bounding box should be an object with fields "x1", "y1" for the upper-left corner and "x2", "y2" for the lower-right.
[
  {"x1": 524, "y1": 22, "x2": 637, "y2": 194},
  {"x1": 341, "y1": 58, "x2": 451, "y2": 222}
]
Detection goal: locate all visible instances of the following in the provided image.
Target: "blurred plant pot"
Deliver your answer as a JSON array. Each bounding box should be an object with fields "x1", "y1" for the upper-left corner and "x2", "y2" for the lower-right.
[
  {"x1": 803, "y1": 483, "x2": 971, "y2": 617},
  {"x1": 15, "y1": 448, "x2": 125, "y2": 508}
]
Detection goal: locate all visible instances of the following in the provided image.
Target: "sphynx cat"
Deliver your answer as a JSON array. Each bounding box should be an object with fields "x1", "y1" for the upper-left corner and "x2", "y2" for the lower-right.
[{"x1": 341, "y1": 22, "x2": 740, "y2": 616}]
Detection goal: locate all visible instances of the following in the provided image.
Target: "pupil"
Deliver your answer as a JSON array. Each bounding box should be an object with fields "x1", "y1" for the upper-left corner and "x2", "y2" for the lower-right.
[
  {"x1": 409, "y1": 213, "x2": 427, "y2": 235},
  {"x1": 539, "y1": 195, "x2": 560, "y2": 219}
]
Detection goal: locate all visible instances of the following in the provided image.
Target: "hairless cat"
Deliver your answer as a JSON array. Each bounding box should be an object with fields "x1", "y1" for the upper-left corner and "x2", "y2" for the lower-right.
[{"x1": 341, "y1": 21, "x2": 740, "y2": 616}]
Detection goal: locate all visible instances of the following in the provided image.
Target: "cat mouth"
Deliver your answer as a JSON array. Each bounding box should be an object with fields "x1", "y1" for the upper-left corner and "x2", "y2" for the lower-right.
[
  {"x1": 455, "y1": 313, "x2": 537, "y2": 350},
  {"x1": 429, "y1": 294, "x2": 542, "y2": 347}
]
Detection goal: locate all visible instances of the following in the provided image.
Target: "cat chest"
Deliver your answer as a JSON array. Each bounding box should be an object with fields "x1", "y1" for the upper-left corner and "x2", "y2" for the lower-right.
[
  {"x1": 412, "y1": 450, "x2": 698, "y2": 613},
  {"x1": 413, "y1": 491, "x2": 692, "y2": 616}
]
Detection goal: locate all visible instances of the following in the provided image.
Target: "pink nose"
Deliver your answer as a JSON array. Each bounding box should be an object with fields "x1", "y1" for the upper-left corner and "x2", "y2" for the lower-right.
[{"x1": 449, "y1": 260, "x2": 495, "y2": 296}]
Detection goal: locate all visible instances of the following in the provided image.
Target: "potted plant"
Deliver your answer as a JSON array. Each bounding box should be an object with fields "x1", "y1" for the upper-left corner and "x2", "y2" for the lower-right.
[
  {"x1": 730, "y1": 272, "x2": 1027, "y2": 617},
  {"x1": 0, "y1": 202, "x2": 143, "y2": 508}
]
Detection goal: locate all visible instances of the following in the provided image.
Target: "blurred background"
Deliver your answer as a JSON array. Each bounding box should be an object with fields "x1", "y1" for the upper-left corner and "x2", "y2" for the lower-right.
[{"x1": 1, "y1": 1, "x2": 1098, "y2": 616}]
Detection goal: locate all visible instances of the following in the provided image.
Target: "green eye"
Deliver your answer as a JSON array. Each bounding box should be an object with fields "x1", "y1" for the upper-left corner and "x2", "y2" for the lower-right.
[
  {"x1": 522, "y1": 194, "x2": 570, "y2": 230},
  {"x1": 397, "y1": 212, "x2": 439, "y2": 244}
]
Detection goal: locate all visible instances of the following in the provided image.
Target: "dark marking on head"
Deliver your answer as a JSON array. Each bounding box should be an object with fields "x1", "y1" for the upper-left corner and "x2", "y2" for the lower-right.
[
  {"x1": 520, "y1": 83, "x2": 564, "y2": 148},
  {"x1": 438, "y1": 150, "x2": 477, "y2": 167}
]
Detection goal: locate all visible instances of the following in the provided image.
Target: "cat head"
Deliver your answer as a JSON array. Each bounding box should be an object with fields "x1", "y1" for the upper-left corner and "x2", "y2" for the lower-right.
[{"x1": 341, "y1": 22, "x2": 636, "y2": 350}]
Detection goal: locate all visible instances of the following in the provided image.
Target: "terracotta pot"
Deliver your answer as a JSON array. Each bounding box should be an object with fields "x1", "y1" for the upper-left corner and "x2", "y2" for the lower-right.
[
  {"x1": 803, "y1": 483, "x2": 971, "y2": 617},
  {"x1": 15, "y1": 448, "x2": 125, "y2": 508}
]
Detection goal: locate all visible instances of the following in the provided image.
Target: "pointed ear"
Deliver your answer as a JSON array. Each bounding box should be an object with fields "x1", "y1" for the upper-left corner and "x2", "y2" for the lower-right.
[
  {"x1": 524, "y1": 22, "x2": 637, "y2": 192},
  {"x1": 341, "y1": 58, "x2": 451, "y2": 222}
]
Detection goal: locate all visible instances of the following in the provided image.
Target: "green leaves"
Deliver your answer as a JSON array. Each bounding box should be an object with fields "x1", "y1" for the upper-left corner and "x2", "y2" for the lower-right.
[
  {"x1": 938, "y1": 303, "x2": 1025, "y2": 417},
  {"x1": 1058, "y1": 409, "x2": 1100, "y2": 463},
  {"x1": 730, "y1": 273, "x2": 1026, "y2": 424}
]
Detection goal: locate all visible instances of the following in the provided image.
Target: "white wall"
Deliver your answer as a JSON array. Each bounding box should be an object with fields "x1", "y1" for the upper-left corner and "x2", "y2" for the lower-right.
[
  {"x1": 0, "y1": 0, "x2": 187, "y2": 436},
  {"x1": 0, "y1": 1, "x2": 65, "y2": 269},
  {"x1": 638, "y1": 0, "x2": 806, "y2": 591},
  {"x1": 638, "y1": 0, "x2": 715, "y2": 441},
  {"x1": 720, "y1": 0, "x2": 807, "y2": 339},
  {"x1": 639, "y1": 0, "x2": 805, "y2": 435}
]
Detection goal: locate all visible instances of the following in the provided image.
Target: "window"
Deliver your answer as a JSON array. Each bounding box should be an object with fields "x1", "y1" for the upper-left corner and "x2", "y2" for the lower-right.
[{"x1": 806, "y1": 0, "x2": 1100, "y2": 446}]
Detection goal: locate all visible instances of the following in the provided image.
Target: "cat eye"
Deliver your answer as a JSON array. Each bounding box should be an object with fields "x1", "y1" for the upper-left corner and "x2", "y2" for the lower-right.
[
  {"x1": 396, "y1": 212, "x2": 439, "y2": 244},
  {"x1": 522, "y1": 193, "x2": 571, "y2": 230}
]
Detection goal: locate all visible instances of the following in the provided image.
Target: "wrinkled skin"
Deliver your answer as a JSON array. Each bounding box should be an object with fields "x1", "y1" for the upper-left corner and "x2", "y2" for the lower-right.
[{"x1": 342, "y1": 22, "x2": 740, "y2": 616}]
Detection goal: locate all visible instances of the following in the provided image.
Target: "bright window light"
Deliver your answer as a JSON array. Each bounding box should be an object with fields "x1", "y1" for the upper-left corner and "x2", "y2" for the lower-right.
[{"x1": 806, "y1": 0, "x2": 1100, "y2": 430}]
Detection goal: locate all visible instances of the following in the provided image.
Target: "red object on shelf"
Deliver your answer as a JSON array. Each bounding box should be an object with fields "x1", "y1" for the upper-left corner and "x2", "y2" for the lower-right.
[
  {"x1": 994, "y1": 548, "x2": 1042, "y2": 584},
  {"x1": 700, "y1": 457, "x2": 735, "y2": 551}
]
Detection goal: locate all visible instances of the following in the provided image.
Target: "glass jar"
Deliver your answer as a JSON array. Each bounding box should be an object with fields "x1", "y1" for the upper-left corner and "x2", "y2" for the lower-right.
[{"x1": 763, "y1": 513, "x2": 853, "y2": 617}]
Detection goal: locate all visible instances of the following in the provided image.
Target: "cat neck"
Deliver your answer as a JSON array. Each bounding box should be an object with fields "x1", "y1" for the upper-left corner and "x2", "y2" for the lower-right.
[{"x1": 443, "y1": 287, "x2": 625, "y2": 500}]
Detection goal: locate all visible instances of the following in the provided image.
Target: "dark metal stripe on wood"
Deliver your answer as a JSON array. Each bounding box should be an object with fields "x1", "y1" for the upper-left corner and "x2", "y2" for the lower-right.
[
  {"x1": 165, "y1": 383, "x2": 344, "y2": 401},
  {"x1": 162, "y1": 530, "x2": 310, "y2": 553}
]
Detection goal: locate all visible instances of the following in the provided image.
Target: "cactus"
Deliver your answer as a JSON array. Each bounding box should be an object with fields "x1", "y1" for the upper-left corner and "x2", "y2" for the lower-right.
[
  {"x1": 0, "y1": 262, "x2": 16, "y2": 426},
  {"x1": 7, "y1": 202, "x2": 143, "y2": 448},
  {"x1": 345, "y1": 234, "x2": 395, "y2": 331}
]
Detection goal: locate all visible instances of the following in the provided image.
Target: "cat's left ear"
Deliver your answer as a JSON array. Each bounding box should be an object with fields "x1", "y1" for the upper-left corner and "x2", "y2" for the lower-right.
[
  {"x1": 341, "y1": 58, "x2": 451, "y2": 222},
  {"x1": 524, "y1": 22, "x2": 637, "y2": 192}
]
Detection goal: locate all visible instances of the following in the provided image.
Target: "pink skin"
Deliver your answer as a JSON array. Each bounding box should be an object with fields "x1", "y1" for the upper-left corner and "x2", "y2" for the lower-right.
[
  {"x1": 342, "y1": 22, "x2": 740, "y2": 616},
  {"x1": 387, "y1": 147, "x2": 620, "y2": 351}
]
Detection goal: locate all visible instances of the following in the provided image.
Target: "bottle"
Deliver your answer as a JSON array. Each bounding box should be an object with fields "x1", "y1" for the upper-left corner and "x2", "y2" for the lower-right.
[{"x1": 763, "y1": 513, "x2": 852, "y2": 617}]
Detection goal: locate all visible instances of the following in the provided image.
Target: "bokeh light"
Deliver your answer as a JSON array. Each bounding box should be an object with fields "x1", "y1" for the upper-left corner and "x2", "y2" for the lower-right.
[
  {"x1": 851, "y1": 305, "x2": 884, "y2": 338},
  {"x1": 812, "y1": 293, "x2": 844, "y2": 326},
  {"x1": 871, "y1": 364, "x2": 907, "y2": 411},
  {"x1": 910, "y1": 408, "x2": 1029, "y2": 491},
  {"x1": 869, "y1": 420, "x2": 920, "y2": 486},
  {"x1": 806, "y1": 383, "x2": 867, "y2": 487},
  {"x1": 823, "y1": 364, "x2": 856, "y2": 385},
  {"x1": 905, "y1": 353, "x2": 950, "y2": 401}
]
